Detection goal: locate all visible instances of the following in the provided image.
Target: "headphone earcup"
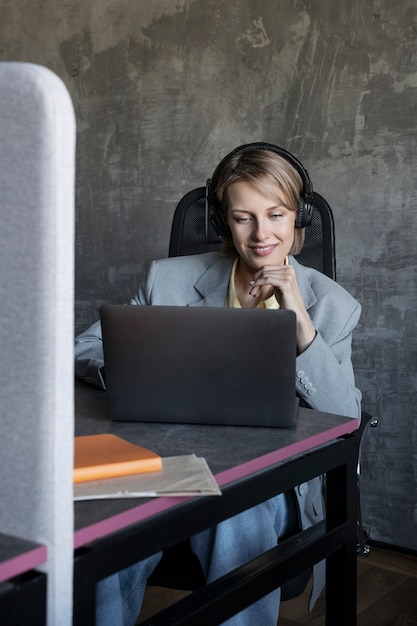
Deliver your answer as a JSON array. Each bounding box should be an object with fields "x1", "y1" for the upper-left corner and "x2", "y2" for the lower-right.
[
  {"x1": 210, "y1": 201, "x2": 231, "y2": 238},
  {"x1": 295, "y1": 197, "x2": 314, "y2": 229},
  {"x1": 206, "y1": 178, "x2": 231, "y2": 238}
]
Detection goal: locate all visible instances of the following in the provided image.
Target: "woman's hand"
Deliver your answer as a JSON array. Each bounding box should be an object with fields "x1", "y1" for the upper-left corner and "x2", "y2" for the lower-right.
[{"x1": 249, "y1": 264, "x2": 317, "y2": 353}]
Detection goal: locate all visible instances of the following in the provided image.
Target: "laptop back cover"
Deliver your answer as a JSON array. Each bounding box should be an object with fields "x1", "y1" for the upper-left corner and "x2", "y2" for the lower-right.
[{"x1": 100, "y1": 304, "x2": 298, "y2": 427}]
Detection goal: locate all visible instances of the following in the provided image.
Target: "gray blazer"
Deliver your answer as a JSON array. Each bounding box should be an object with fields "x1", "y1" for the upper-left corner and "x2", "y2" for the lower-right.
[{"x1": 75, "y1": 252, "x2": 362, "y2": 607}]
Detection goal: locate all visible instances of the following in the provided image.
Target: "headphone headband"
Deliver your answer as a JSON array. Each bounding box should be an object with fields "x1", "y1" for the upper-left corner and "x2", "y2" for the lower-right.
[{"x1": 206, "y1": 142, "x2": 314, "y2": 239}]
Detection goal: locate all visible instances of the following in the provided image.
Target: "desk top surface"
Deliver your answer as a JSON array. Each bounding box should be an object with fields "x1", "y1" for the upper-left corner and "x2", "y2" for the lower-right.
[{"x1": 74, "y1": 382, "x2": 358, "y2": 548}]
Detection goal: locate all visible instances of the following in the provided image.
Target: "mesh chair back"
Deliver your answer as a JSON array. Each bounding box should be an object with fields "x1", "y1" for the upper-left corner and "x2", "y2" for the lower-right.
[{"x1": 169, "y1": 188, "x2": 336, "y2": 280}]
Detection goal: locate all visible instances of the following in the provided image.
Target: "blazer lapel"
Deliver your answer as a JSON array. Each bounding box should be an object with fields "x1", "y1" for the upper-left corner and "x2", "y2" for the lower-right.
[
  {"x1": 189, "y1": 255, "x2": 234, "y2": 307},
  {"x1": 289, "y1": 256, "x2": 318, "y2": 311}
]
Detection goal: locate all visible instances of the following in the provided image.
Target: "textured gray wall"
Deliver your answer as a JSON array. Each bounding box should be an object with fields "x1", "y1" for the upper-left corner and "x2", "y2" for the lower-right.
[{"x1": 1, "y1": 1, "x2": 416, "y2": 550}]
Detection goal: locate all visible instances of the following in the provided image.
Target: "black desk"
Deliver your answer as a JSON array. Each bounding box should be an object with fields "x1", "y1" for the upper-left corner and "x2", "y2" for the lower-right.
[
  {"x1": 73, "y1": 382, "x2": 364, "y2": 625},
  {"x1": 0, "y1": 533, "x2": 47, "y2": 626}
]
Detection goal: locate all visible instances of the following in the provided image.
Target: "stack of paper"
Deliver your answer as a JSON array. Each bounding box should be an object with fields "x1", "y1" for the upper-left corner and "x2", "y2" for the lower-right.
[{"x1": 73, "y1": 434, "x2": 221, "y2": 501}]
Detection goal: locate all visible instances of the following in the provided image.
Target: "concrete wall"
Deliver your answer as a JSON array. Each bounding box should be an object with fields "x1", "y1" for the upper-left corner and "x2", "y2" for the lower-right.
[{"x1": 1, "y1": 0, "x2": 416, "y2": 550}]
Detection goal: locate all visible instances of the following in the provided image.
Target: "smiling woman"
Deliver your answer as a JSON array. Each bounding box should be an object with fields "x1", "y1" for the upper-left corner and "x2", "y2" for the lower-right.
[{"x1": 75, "y1": 142, "x2": 362, "y2": 626}]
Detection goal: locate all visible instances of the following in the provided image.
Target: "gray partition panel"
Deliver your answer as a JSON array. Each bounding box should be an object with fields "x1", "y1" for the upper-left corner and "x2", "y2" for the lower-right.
[{"x1": 0, "y1": 62, "x2": 75, "y2": 626}]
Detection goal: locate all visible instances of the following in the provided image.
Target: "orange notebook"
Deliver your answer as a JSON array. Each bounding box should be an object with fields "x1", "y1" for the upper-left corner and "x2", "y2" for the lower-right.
[{"x1": 74, "y1": 434, "x2": 162, "y2": 483}]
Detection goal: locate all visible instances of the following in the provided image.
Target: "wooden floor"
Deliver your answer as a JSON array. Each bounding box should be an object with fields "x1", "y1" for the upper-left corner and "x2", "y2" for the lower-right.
[
  {"x1": 279, "y1": 546, "x2": 417, "y2": 625},
  {"x1": 139, "y1": 546, "x2": 417, "y2": 625}
]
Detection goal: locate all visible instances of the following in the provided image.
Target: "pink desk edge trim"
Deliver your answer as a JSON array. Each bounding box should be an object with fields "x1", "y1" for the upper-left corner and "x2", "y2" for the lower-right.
[
  {"x1": 74, "y1": 418, "x2": 359, "y2": 549},
  {"x1": 0, "y1": 544, "x2": 47, "y2": 584}
]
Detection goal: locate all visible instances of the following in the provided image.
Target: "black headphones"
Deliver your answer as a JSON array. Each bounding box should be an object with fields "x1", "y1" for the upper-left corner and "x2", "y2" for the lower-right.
[{"x1": 206, "y1": 142, "x2": 314, "y2": 240}]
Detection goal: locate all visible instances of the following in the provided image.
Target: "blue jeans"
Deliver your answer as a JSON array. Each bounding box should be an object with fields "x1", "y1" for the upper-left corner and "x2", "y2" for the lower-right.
[{"x1": 95, "y1": 492, "x2": 296, "y2": 626}]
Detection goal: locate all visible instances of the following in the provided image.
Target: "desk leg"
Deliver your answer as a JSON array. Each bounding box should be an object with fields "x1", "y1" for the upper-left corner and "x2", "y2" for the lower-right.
[
  {"x1": 325, "y1": 454, "x2": 357, "y2": 626},
  {"x1": 0, "y1": 571, "x2": 47, "y2": 626},
  {"x1": 73, "y1": 555, "x2": 97, "y2": 626}
]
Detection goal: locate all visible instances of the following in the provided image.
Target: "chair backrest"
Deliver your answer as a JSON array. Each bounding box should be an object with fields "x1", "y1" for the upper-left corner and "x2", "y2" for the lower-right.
[
  {"x1": 169, "y1": 187, "x2": 336, "y2": 280},
  {"x1": 0, "y1": 62, "x2": 75, "y2": 626}
]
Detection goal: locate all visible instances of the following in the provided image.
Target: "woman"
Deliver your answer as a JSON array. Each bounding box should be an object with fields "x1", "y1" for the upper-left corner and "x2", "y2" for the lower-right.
[{"x1": 75, "y1": 143, "x2": 362, "y2": 625}]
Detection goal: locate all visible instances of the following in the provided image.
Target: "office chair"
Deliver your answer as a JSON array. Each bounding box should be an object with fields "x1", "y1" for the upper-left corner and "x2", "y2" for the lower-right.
[{"x1": 148, "y1": 186, "x2": 375, "y2": 599}]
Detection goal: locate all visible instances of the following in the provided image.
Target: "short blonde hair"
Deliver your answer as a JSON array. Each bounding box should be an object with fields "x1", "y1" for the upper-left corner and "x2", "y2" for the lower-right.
[{"x1": 212, "y1": 148, "x2": 306, "y2": 256}]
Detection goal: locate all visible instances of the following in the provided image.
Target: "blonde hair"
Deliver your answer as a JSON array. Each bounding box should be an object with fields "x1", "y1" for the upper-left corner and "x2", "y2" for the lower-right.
[{"x1": 213, "y1": 149, "x2": 306, "y2": 256}]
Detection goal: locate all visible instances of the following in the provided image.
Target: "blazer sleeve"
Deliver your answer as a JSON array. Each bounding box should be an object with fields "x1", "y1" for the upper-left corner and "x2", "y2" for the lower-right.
[
  {"x1": 295, "y1": 294, "x2": 362, "y2": 419},
  {"x1": 74, "y1": 320, "x2": 107, "y2": 389}
]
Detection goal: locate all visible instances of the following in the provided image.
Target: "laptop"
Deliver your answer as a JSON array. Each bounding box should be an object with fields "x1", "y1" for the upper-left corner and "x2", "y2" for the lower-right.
[{"x1": 100, "y1": 304, "x2": 298, "y2": 427}]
